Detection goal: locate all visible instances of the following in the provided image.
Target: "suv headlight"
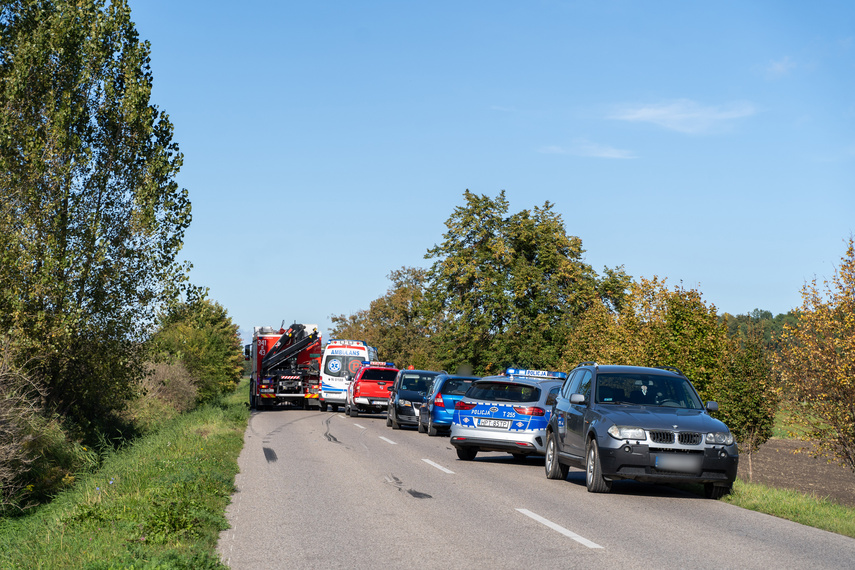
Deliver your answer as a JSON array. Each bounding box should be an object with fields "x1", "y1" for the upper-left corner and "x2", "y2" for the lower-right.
[
  {"x1": 705, "y1": 431, "x2": 734, "y2": 445},
  {"x1": 608, "y1": 425, "x2": 646, "y2": 440}
]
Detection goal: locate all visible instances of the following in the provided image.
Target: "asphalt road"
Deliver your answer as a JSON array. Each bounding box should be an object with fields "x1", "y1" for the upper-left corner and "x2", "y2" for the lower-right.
[{"x1": 218, "y1": 408, "x2": 855, "y2": 569}]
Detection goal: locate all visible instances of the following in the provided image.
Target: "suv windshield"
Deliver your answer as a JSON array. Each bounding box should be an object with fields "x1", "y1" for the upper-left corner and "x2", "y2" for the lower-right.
[
  {"x1": 595, "y1": 373, "x2": 703, "y2": 409},
  {"x1": 467, "y1": 381, "x2": 540, "y2": 403},
  {"x1": 398, "y1": 372, "x2": 438, "y2": 393}
]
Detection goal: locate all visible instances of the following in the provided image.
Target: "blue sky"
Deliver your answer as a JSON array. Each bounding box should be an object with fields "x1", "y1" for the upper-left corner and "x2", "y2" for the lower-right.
[{"x1": 131, "y1": 1, "x2": 854, "y2": 342}]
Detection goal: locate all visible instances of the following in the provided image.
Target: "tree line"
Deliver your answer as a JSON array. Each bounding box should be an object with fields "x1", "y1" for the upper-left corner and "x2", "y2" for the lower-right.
[
  {"x1": 332, "y1": 190, "x2": 855, "y2": 475},
  {"x1": 0, "y1": 0, "x2": 243, "y2": 512}
]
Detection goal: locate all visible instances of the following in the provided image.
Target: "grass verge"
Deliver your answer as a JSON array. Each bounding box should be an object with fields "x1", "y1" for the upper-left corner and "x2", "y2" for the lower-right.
[
  {"x1": 0, "y1": 380, "x2": 249, "y2": 569},
  {"x1": 722, "y1": 479, "x2": 855, "y2": 538}
]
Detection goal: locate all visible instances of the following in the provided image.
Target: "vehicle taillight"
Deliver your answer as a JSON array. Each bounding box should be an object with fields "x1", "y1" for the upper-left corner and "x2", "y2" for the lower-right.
[
  {"x1": 455, "y1": 401, "x2": 476, "y2": 410},
  {"x1": 513, "y1": 406, "x2": 545, "y2": 416},
  {"x1": 434, "y1": 393, "x2": 445, "y2": 408}
]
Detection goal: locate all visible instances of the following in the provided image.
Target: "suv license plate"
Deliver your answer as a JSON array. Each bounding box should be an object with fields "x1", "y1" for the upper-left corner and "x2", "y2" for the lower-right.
[
  {"x1": 478, "y1": 418, "x2": 511, "y2": 429},
  {"x1": 655, "y1": 454, "x2": 701, "y2": 473}
]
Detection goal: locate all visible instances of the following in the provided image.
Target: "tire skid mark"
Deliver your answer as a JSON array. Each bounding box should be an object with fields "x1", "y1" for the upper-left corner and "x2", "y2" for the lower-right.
[{"x1": 384, "y1": 474, "x2": 432, "y2": 499}]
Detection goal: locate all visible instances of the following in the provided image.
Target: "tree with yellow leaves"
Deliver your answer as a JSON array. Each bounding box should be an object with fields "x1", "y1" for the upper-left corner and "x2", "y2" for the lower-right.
[{"x1": 776, "y1": 237, "x2": 855, "y2": 471}]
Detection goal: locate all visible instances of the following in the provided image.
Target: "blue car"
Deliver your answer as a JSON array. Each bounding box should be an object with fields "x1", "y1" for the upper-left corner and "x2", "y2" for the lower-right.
[{"x1": 417, "y1": 374, "x2": 480, "y2": 436}]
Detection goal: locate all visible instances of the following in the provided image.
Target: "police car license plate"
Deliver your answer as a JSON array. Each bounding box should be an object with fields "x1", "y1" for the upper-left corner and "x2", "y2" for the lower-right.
[
  {"x1": 477, "y1": 418, "x2": 511, "y2": 429},
  {"x1": 655, "y1": 454, "x2": 701, "y2": 473}
]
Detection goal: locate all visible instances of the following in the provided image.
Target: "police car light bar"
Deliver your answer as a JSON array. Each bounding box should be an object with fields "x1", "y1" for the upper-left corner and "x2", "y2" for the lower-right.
[
  {"x1": 505, "y1": 368, "x2": 568, "y2": 380},
  {"x1": 362, "y1": 361, "x2": 396, "y2": 368}
]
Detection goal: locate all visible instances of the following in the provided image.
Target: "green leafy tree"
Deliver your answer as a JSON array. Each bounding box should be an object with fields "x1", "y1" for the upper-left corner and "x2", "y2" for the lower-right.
[
  {"x1": 776, "y1": 237, "x2": 855, "y2": 471},
  {"x1": 154, "y1": 299, "x2": 243, "y2": 403},
  {"x1": 424, "y1": 190, "x2": 619, "y2": 374},
  {"x1": 0, "y1": 0, "x2": 191, "y2": 432}
]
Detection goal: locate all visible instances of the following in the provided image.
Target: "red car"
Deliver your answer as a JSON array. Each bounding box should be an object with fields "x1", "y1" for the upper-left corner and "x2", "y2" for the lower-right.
[{"x1": 345, "y1": 361, "x2": 399, "y2": 417}]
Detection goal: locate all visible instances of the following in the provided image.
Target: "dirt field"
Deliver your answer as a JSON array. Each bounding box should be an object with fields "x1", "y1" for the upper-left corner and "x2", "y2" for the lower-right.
[{"x1": 741, "y1": 438, "x2": 855, "y2": 507}]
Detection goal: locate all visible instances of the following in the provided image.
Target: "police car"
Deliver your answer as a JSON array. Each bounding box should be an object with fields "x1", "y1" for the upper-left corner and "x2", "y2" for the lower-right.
[{"x1": 449, "y1": 368, "x2": 567, "y2": 461}]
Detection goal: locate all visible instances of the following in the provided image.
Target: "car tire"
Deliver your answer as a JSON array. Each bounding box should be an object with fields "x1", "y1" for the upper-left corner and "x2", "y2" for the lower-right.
[
  {"x1": 704, "y1": 483, "x2": 732, "y2": 500},
  {"x1": 427, "y1": 416, "x2": 439, "y2": 437},
  {"x1": 320, "y1": 401, "x2": 328, "y2": 412},
  {"x1": 351, "y1": 407, "x2": 358, "y2": 418},
  {"x1": 586, "y1": 440, "x2": 612, "y2": 493},
  {"x1": 331, "y1": 404, "x2": 339, "y2": 413},
  {"x1": 456, "y1": 447, "x2": 477, "y2": 461},
  {"x1": 386, "y1": 414, "x2": 392, "y2": 427},
  {"x1": 545, "y1": 432, "x2": 569, "y2": 480},
  {"x1": 417, "y1": 418, "x2": 426, "y2": 433}
]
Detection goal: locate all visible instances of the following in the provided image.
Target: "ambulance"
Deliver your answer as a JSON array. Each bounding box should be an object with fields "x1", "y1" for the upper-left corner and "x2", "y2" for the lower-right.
[{"x1": 318, "y1": 339, "x2": 377, "y2": 411}]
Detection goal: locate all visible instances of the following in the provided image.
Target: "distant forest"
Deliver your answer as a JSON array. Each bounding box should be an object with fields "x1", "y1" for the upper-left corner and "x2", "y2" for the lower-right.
[{"x1": 720, "y1": 309, "x2": 798, "y2": 355}]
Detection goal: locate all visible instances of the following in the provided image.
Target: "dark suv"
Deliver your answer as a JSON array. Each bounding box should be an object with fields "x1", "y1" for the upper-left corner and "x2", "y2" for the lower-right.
[
  {"x1": 387, "y1": 369, "x2": 440, "y2": 429},
  {"x1": 544, "y1": 363, "x2": 738, "y2": 498}
]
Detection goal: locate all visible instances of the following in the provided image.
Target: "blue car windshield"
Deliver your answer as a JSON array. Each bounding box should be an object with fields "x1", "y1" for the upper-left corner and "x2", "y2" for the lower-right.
[{"x1": 595, "y1": 374, "x2": 703, "y2": 409}]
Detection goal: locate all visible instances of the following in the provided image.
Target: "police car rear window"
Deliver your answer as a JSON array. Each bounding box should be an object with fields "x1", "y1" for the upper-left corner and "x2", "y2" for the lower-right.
[
  {"x1": 361, "y1": 369, "x2": 397, "y2": 381},
  {"x1": 466, "y1": 381, "x2": 540, "y2": 403}
]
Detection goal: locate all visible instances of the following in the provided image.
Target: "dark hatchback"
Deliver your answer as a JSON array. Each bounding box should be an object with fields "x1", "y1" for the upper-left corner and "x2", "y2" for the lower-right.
[
  {"x1": 387, "y1": 369, "x2": 440, "y2": 429},
  {"x1": 544, "y1": 363, "x2": 738, "y2": 498},
  {"x1": 417, "y1": 374, "x2": 479, "y2": 436}
]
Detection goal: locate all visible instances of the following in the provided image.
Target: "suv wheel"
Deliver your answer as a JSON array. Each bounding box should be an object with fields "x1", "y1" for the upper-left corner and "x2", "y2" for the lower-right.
[
  {"x1": 545, "y1": 431, "x2": 569, "y2": 480},
  {"x1": 427, "y1": 415, "x2": 439, "y2": 437},
  {"x1": 586, "y1": 440, "x2": 612, "y2": 493}
]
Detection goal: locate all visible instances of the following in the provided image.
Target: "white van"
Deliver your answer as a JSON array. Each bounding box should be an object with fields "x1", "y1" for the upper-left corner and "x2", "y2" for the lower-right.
[{"x1": 319, "y1": 340, "x2": 377, "y2": 411}]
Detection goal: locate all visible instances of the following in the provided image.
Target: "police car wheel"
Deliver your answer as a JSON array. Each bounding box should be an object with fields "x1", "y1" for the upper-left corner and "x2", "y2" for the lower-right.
[{"x1": 456, "y1": 447, "x2": 477, "y2": 461}]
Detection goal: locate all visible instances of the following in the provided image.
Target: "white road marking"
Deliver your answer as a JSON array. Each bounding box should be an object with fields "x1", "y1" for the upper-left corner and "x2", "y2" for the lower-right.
[
  {"x1": 379, "y1": 436, "x2": 397, "y2": 445},
  {"x1": 422, "y1": 458, "x2": 455, "y2": 474},
  {"x1": 354, "y1": 424, "x2": 366, "y2": 429},
  {"x1": 516, "y1": 508, "x2": 603, "y2": 549}
]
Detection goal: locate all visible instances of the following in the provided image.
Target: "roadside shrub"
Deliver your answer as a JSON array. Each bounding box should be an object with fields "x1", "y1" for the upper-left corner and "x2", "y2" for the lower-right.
[{"x1": 126, "y1": 360, "x2": 198, "y2": 433}]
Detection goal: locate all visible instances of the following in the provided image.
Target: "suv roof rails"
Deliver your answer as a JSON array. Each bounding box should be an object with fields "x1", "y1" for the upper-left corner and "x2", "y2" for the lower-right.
[{"x1": 655, "y1": 365, "x2": 685, "y2": 376}]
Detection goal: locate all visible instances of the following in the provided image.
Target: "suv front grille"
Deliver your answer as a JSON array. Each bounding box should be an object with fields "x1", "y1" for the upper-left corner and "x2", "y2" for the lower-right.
[
  {"x1": 649, "y1": 431, "x2": 674, "y2": 444},
  {"x1": 678, "y1": 432, "x2": 702, "y2": 445},
  {"x1": 648, "y1": 431, "x2": 703, "y2": 445}
]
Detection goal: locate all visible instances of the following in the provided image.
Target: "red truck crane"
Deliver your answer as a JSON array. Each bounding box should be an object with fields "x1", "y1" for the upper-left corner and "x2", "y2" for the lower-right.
[{"x1": 246, "y1": 323, "x2": 322, "y2": 410}]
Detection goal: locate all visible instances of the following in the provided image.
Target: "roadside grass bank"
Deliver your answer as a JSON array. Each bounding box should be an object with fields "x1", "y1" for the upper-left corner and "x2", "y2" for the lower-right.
[
  {"x1": 0, "y1": 380, "x2": 249, "y2": 569},
  {"x1": 723, "y1": 479, "x2": 855, "y2": 538}
]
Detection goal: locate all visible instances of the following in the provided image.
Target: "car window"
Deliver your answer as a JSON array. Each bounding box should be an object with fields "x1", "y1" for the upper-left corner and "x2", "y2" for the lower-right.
[
  {"x1": 440, "y1": 378, "x2": 474, "y2": 395},
  {"x1": 561, "y1": 370, "x2": 580, "y2": 399},
  {"x1": 399, "y1": 373, "x2": 438, "y2": 392},
  {"x1": 575, "y1": 370, "x2": 592, "y2": 399},
  {"x1": 545, "y1": 385, "x2": 561, "y2": 406},
  {"x1": 360, "y1": 369, "x2": 397, "y2": 381},
  {"x1": 594, "y1": 373, "x2": 703, "y2": 409},
  {"x1": 466, "y1": 381, "x2": 540, "y2": 403}
]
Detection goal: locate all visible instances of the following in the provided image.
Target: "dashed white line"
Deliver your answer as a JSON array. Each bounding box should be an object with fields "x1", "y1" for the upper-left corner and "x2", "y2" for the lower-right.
[
  {"x1": 353, "y1": 424, "x2": 366, "y2": 429},
  {"x1": 379, "y1": 436, "x2": 397, "y2": 445},
  {"x1": 422, "y1": 458, "x2": 455, "y2": 474},
  {"x1": 516, "y1": 508, "x2": 603, "y2": 549}
]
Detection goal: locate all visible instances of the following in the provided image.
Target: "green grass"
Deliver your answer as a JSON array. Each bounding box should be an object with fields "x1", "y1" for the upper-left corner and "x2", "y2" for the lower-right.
[
  {"x1": 722, "y1": 479, "x2": 855, "y2": 538},
  {"x1": 0, "y1": 381, "x2": 249, "y2": 569}
]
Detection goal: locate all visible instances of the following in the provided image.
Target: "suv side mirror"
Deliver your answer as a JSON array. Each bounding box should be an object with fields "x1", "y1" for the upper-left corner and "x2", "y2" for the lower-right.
[
  {"x1": 705, "y1": 401, "x2": 719, "y2": 412},
  {"x1": 570, "y1": 393, "x2": 587, "y2": 405}
]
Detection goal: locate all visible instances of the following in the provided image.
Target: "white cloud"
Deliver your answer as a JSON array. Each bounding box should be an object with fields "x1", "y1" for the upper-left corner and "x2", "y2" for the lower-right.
[
  {"x1": 609, "y1": 99, "x2": 756, "y2": 134},
  {"x1": 539, "y1": 139, "x2": 637, "y2": 159},
  {"x1": 766, "y1": 56, "x2": 797, "y2": 78}
]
